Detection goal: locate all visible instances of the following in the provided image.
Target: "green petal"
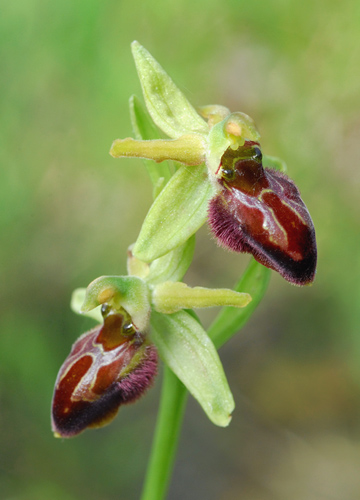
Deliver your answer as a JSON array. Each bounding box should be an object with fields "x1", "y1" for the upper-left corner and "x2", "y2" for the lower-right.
[
  {"x1": 207, "y1": 259, "x2": 271, "y2": 349},
  {"x1": 81, "y1": 276, "x2": 151, "y2": 331},
  {"x1": 133, "y1": 164, "x2": 216, "y2": 262},
  {"x1": 152, "y1": 281, "x2": 251, "y2": 314},
  {"x1": 110, "y1": 135, "x2": 205, "y2": 166},
  {"x1": 131, "y1": 41, "x2": 209, "y2": 139},
  {"x1": 146, "y1": 235, "x2": 195, "y2": 285},
  {"x1": 129, "y1": 94, "x2": 173, "y2": 190},
  {"x1": 150, "y1": 310, "x2": 235, "y2": 427}
]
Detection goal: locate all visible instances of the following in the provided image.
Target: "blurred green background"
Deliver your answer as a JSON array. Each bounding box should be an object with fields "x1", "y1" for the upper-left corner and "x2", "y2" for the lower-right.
[{"x1": 1, "y1": 0, "x2": 360, "y2": 498}]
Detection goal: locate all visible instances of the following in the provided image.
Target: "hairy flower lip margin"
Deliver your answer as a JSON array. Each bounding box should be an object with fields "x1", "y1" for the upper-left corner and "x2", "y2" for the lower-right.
[
  {"x1": 51, "y1": 307, "x2": 158, "y2": 438},
  {"x1": 209, "y1": 144, "x2": 317, "y2": 286}
]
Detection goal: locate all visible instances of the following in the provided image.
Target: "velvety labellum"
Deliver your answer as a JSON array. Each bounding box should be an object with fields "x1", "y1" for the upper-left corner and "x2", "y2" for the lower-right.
[
  {"x1": 52, "y1": 308, "x2": 157, "y2": 438},
  {"x1": 209, "y1": 142, "x2": 317, "y2": 285}
]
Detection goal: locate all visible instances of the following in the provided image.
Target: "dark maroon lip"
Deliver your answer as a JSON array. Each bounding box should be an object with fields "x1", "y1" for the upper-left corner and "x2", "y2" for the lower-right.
[
  {"x1": 209, "y1": 142, "x2": 317, "y2": 285},
  {"x1": 51, "y1": 310, "x2": 158, "y2": 438}
]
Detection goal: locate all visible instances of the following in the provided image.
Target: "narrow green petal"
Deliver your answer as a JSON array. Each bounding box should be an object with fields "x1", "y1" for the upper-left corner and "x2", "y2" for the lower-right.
[
  {"x1": 133, "y1": 164, "x2": 216, "y2": 262},
  {"x1": 207, "y1": 259, "x2": 271, "y2": 349},
  {"x1": 152, "y1": 282, "x2": 251, "y2": 314},
  {"x1": 110, "y1": 135, "x2": 205, "y2": 166},
  {"x1": 150, "y1": 310, "x2": 235, "y2": 427},
  {"x1": 146, "y1": 235, "x2": 195, "y2": 285},
  {"x1": 129, "y1": 94, "x2": 173, "y2": 189},
  {"x1": 131, "y1": 41, "x2": 209, "y2": 138}
]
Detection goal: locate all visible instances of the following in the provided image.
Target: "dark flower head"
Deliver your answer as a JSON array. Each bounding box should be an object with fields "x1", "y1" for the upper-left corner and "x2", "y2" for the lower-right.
[
  {"x1": 208, "y1": 141, "x2": 317, "y2": 285},
  {"x1": 51, "y1": 305, "x2": 157, "y2": 438}
]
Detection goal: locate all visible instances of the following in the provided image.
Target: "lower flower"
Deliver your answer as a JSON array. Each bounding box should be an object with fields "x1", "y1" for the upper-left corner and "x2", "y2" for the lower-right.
[{"x1": 51, "y1": 305, "x2": 157, "y2": 438}]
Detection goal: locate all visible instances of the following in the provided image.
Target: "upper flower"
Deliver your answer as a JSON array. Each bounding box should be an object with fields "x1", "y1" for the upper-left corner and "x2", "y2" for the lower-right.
[{"x1": 110, "y1": 41, "x2": 317, "y2": 286}]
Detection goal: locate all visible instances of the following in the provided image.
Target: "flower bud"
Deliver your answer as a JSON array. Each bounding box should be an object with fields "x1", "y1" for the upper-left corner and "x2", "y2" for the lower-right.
[
  {"x1": 208, "y1": 141, "x2": 317, "y2": 285},
  {"x1": 51, "y1": 305, "x2": 157, "y2": 438}
]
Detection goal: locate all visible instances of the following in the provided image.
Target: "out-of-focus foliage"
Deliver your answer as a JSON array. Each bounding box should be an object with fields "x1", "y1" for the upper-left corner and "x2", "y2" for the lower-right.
[{"x1": 1, "y1": 0, "x2": 359, "y2": 498}]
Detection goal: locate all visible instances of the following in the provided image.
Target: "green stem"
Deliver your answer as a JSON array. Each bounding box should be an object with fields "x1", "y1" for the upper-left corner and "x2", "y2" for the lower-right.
[
  {"x1": 140, "y1": 366, "x2": 188, "y2": 500},
  {"x1": 141, "y1": 260, "x2": 270, "y2": 500}
]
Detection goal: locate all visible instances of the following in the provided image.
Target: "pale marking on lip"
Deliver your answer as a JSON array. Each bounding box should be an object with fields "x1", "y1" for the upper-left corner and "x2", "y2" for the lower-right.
[
  {"x1": 231, "y1": 188, "x2": 288, "y2": 247},
  {"x1": 71, "y1": 343, "x2": 129, "y2": 402}
]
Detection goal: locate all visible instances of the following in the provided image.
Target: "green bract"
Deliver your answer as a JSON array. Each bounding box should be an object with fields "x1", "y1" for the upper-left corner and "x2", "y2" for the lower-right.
[
  {"x1": 133, "y1": 164, "x2": 215, "y2": 262},
  {"x1": 150, "y1": 310, "x2": 234, "y2": 427},
  {"x1": 145, "y1": 235, "x2": 196, "y2": 285}
]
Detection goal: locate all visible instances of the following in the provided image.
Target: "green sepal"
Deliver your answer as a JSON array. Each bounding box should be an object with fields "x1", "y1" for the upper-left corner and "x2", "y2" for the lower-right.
[
  {"x1": 133, "y1": 164, "x2": 216, "y2": 262},
  {"x1": 131, "y1": 41, "x2": 209, "y2": 139},
  {"x1": 146, "y1": 235, "x2": 195, "y2": 285},
  {"x1": 130, "y1": 94, "x2": 173, "y2": 191},
  {"x1": 262, "y1": 154, "x2": 287, "y2": 173},
  {"x1": 152, "y1": 281, "x2": 251, "y2": 314},
  {"x1": 81, "y1": 276, "x2": 151, "y2": 331},
  {"x1": 70, "y1": 288, "x2": 102, "y2": 323},
  {"x1": 207, "y1": 259, "x2": 271, "y2": 349},
  {"x1": 150, "y1": 310, "x2": 235, "y2": 427}
]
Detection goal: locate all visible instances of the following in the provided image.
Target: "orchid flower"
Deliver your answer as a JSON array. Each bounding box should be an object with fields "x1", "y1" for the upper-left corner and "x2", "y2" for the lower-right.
[
  {"x1": 110, "y1": 42, "x2": 317, "y2": 286},
  {"x1": 52, "y1": 241, "x2": 252, "y2": 437}
]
